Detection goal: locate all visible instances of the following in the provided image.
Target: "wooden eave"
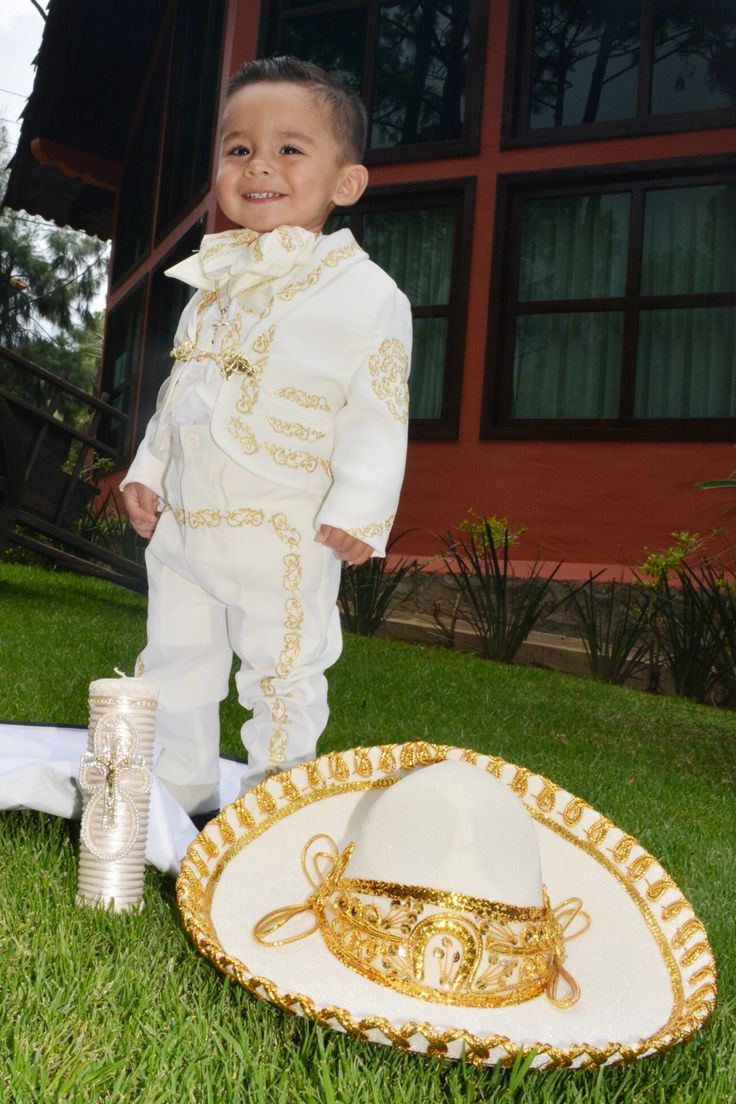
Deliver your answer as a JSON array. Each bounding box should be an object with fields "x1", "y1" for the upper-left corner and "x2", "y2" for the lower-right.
[{"x1": 3, "y1": 0, "x2": 167, "y2": 239}]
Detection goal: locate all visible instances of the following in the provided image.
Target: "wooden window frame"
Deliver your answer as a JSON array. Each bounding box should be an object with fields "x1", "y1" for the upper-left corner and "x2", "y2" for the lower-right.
[
  {"x1": 340, "y1": 177, "x2": 475, "y2": 440},
  {"x1": 502, "y1": 0, "x2": 736, "y2": 149},
  {"x1": 259, "y1": 0, "x2": 489, "y2": 163},
  {"x1": 99, "y1": 280, "x2": 148, "y2": 459},
  {"x1": 482, "y1": 156, "x2": 736, "y2": 441}
]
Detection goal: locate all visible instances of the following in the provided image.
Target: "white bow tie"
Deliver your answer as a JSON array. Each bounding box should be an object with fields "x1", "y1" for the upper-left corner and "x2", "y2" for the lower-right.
[{"x1": 165, "y1": 226, "x2": 320, "y2": 308}]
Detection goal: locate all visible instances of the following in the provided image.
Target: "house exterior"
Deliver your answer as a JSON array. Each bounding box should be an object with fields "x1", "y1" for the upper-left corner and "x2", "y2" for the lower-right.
[{"x1": 6, "y1": 0, "x2": 736, "y2": 574}]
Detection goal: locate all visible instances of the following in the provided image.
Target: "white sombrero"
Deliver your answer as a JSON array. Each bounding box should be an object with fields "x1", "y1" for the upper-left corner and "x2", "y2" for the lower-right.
[{"x1": 176, "y1": 743, "x2": 716, "y2": 1070}]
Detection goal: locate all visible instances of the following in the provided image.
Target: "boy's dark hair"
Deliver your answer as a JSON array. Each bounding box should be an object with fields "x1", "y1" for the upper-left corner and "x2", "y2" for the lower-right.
[{"x1": 227, "y1": 56, "x2": 368, "y2": 163}]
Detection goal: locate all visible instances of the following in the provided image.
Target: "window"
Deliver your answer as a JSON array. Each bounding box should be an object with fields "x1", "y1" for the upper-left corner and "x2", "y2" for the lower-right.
[
  {"x1": 328, "y1": 179, "x2": 474, "y2": 438},
  {"x1": 261, "y1": 0, "x2": 487, "y2": 160},
  {"x1": 504, "y1": 1, "x2": 736, "y2": 146},
  {"x1": 111, "y1": 0, "x2": 224, "y2": 287},
  {"x1": 98, "y1": 283, "x2": 146, "y2": 458},
  {"x1": 155, "y1": 0, "x2": 225, "y2": 239},
  {"x1": 111, "y1": 40, "x2": 168, "y2": 284},
  {"x1": 484, "y1": 164, "x2": 736, "y2": 439},
  {"x1": 136, "y1": 220, "x2": 205, "y2": 447}
]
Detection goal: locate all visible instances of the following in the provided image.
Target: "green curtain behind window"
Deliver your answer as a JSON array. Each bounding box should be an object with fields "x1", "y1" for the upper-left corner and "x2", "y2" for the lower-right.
[
  {"x1": 363, "y1": 206, "x2": 454, "y2": 419},
  {"x1": 513, "y1": 312, "x2": 622, "y2": 418},
  {"x1": 636, "y1": 307, "x2": 736, "y2": 417},
  {"x1": 513, "y1": 183, "x2": 736, "y2": 419}
]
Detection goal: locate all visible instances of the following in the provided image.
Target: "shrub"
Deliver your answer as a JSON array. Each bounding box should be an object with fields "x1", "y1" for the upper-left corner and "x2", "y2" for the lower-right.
[
  {"x1": 338, "y1": 537, "x2": 423, "y2": 636},
  {"x1": 439, "y1": 520, "x2": 561, "y2": 663}
]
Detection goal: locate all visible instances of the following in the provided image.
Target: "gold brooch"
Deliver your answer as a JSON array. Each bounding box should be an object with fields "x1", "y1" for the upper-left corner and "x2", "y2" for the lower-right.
[{"x1": 221, "y1": 354, "x2": 255, "y2": 381}]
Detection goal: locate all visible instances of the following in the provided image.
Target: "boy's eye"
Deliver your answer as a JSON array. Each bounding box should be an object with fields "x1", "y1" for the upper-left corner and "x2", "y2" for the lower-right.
[
  {"x1": 281, "y1": 144, "x2": 302, "y2": 155},
  {"x1": 227, "y1": 144, "x2": 249, "y2": 156}
]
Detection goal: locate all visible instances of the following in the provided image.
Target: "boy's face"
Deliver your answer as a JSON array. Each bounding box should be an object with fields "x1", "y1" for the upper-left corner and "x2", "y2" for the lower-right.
[{"x1": 217, "y1": 82, "x2": 367, "y2": 235}]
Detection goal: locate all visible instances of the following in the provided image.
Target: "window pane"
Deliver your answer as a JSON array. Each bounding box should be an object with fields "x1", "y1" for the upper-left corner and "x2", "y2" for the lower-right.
[
  {"x1": 651, "y1": 2, "x2": 736, "y2": 115},
  {"x1": 636, "y1": 307, "x2": 736, "y2": 417},
  {"x1": 519, "y1": 193, "x2": 630, "y2": 300},
  {"x1": 372, "y1": 1, "x2": 469, "y2": 147},
  {"x1": 410, "y1": 316, "x2": 447, "y2": 418},
  {"x1": 529, "y1": 0, "x2": 639, "y2": 129},
  {"x1": 362, "y1": 207, "x2": 453, "y2": 304},
  {"x1": 281, "y1": 10, "x2": 366, "y2": 92},
  {"x1": 156, "y1": 0, "x2": 225, "y2": 238},
  {"x1": 112, "y1": 43, "x2": 167, "y2": 281},
  {"x1": 99, "y1": 285, "x2": 145, "y2": 456},
  {"x1": 642, "y1": 184, "x2": 736, "y2": 295},
  {"x1": 512, "y1": 312, "x2": 623, "y2": 417}
]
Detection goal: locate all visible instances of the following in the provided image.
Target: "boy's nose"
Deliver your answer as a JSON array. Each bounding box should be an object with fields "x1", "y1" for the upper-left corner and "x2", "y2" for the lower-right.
[{"x1": 244, "y1": 155, "x2": 273, "y2": 176}]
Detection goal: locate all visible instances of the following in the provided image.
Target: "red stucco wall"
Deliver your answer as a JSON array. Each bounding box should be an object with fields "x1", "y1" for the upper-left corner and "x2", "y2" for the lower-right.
[{"x1": 116, "y1": 0, "x2": 736, "y2": 574}]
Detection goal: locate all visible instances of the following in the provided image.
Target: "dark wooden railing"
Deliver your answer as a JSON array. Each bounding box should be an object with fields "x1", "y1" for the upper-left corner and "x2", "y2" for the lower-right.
[{"x1": 0, "y1": 345, "x2": 146, "y2": 591}]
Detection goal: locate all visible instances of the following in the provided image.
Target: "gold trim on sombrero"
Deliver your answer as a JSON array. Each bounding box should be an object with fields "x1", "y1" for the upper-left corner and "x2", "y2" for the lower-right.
[
  {"x1": 254, "y1": 834, "x2": 590, "y2": 1009},
  {"x1": 176, "y1": 743, "x2": 717, "y2": 1070}
]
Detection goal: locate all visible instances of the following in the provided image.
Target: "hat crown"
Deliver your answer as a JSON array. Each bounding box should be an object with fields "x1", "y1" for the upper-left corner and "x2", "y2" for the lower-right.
[{"x1": 347, "y1": 761, "x2": 544, "y2": 907}]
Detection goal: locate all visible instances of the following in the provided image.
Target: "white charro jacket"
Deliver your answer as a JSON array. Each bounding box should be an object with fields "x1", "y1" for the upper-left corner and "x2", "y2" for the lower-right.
[{"x1": 122, "y1": 227, "x2": 413, "y2": 555}]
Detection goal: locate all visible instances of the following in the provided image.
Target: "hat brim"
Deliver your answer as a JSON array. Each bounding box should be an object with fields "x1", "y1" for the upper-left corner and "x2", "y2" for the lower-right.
[{"x1": 176, "y1": 742, "x2": 716, "y2": 1070}]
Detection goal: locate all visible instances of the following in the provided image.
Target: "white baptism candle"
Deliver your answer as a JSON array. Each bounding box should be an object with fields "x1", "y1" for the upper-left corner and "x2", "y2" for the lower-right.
[{"x1": 76, "y1": 677, "x2": 158, "y2": 912}]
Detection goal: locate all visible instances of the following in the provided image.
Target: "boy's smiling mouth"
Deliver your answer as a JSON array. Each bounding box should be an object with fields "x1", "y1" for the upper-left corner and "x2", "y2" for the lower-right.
[{"x1": 243, "y1": 191, "x2": 284, "y2": 200}]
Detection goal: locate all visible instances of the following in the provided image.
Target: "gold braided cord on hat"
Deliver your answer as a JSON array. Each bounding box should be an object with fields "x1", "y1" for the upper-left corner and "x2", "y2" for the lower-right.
[{"x1": 254, "y1": 835, "x2": 590, "y2": 1009}]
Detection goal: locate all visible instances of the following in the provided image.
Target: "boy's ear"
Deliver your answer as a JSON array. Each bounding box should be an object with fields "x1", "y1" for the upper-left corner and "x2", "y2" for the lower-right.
[{"x1": 333, "y1": 164, "x2": 369, "y2": 208}]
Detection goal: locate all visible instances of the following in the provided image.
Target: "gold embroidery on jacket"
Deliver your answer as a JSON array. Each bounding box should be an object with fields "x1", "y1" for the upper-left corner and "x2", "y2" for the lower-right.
[
  {"x1": 227, "y1": 418, "x2": 259, "y2": 455},
  {"x1": 264, "y1": 443, "x2": 332, "y2": 477},
  {"x1": 234, "y1": 325, "x2": 276, "y2": 415},
  {"x1": 269, "y1": 243, "x2": 361, "y2": 306},
  {"x1": 275, "y1": 387, "x2": 331, "y2": 413},
  {"x1": 347, "y1": 515, "x2": 396, "y2": 540},
  {"x1": 268, "y1": 416, "x2": 325, "y2": 443},
  {"x1": 368, "y1": 338, "x2": 410, "y2": 423}
]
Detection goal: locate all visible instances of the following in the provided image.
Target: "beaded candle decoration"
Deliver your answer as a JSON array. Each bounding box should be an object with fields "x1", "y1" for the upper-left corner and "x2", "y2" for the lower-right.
[{"x1": 76, "y1": 677, "x2": 159, "y2": 912}]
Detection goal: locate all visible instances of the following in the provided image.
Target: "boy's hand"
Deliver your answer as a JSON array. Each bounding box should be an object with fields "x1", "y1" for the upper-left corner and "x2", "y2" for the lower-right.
[
  {"x1": 316, "y1": 525, "x2": 373, "y2": 566},
  {"x1": 122, "y1": 482, "x2": 161, "y2": 540}
]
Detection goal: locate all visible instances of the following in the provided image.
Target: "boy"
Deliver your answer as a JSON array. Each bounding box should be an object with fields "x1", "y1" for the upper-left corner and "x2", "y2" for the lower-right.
[{"x1": 121, "y1": 57, "x2": 412, "y2": 818}]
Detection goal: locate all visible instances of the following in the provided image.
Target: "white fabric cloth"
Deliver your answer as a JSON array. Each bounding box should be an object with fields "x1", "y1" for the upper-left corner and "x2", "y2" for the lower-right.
[
  {"x1": 140, "y1": 428, "x2": 343, "y2": 790},
  {"x1": 0, "y1": 723, "x2": 245, "y2": 876}
]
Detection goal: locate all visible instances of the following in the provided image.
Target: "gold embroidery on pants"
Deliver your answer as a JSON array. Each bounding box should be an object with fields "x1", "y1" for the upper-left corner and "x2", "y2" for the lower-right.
[
  {"x1": 270, "y1": 513, "x2": 302, "y2": 548},
  {"x1": 260, "y1": 510, "x2": 306, "y2": 765},
  {"x1": 275, "y1": 632, "x2": 301, "y2": 679},
  {"x1": 284, "y1": 597, "x2": 304, "y2": 629},
  {"x1": 170, "y1": 506, "x2": 265, "y2": 529},
  {"x1": 268, "y1": 728, "x2": 289, "y2": 763},
  {"x1": 282, "y1": 553, "x2": 302, "y2": 593}
]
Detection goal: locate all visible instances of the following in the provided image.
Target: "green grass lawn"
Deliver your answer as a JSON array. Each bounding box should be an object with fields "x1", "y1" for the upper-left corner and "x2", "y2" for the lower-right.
[{"x1": 1, "y1": 561, "x2": 735, "y2": 1103}]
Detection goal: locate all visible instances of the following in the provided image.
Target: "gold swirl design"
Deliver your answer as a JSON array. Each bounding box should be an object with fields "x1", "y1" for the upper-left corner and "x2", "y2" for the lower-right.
[
  {"x1": 270, "y1": 513, "x2": 301, "y2": 548},
  {"x1": 263, "y1": 442, "x2": 332, "y2": 477},
  {"x1": 227, "y1": 417, "x2": 259, "y2": 455},
  {"x1": 269, "y1": 728, "x2": 289, "y2": 764},
  {"x1": 347, "y1": 515, "x2": 396, "y2": 541},
  {"x1": 171, "y1": 507, "x2": 265, "y2": 530},
  {"x1": 368, "y1": 338, "x2": 410, "y2": 422},
  {"x1": 275, "y1": 387, "x2": 331, "y2": 413},
  {"x1": 275, "y1": 243, "x2": 361, "y2": 303},
  {"x1": 268, "y1": 416, "x2": 325, "y2": 443}
]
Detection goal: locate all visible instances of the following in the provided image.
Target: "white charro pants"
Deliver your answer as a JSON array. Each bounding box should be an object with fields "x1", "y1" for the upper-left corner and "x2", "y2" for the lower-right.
[{"x1": 137, "y1": 426, "x2": 343, "y2": 813}]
